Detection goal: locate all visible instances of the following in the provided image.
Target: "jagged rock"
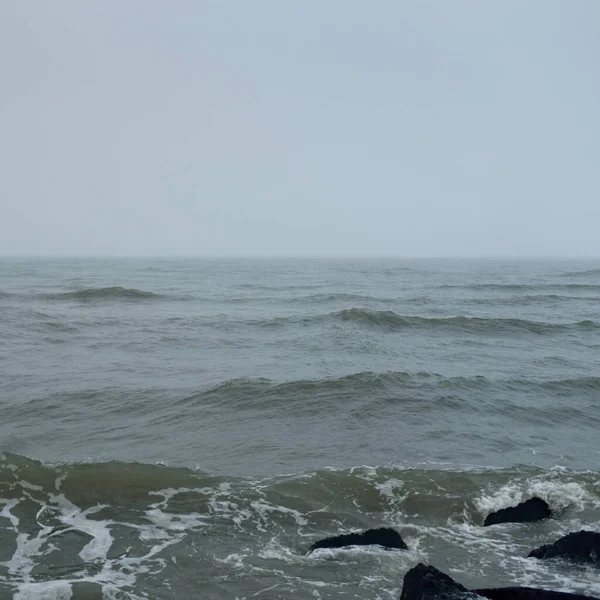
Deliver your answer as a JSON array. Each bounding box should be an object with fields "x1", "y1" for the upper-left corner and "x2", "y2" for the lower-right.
[
  {"x1": 484, "y1": 497, "x2": 551, "y2": 526},
  {"x1": 528, "y1": 530, "x2": 600, "y2": 565},
  {"x1": 400, "y1": 563, "x2": 599, "y2": 600},
  {"x1": 307, "y1": 527, "x2": 407, "y2": 553}
]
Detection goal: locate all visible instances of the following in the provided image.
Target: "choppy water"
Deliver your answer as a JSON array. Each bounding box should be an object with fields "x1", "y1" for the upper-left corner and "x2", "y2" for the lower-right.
[{"x1": 1, "y1": 258, "x2": 599, "y2": 599}]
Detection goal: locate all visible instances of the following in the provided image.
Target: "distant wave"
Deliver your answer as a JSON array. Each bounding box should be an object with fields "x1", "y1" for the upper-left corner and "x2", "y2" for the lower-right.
[
  {"x1": 44, "y1": 287, "x2": 162, "y2": 301},
  {"x1": 39, "y1": 320, "x2": 79, "y2": 333},
  {"x1": 333, "y1": 308, "x2": 597, "y2": 334},
  {"x1": 238, "y1": 283, "x2": 325, "y2": 291},
  {"x1": 534, "y1": 376, "x2": 600, "y2": 393},
  {"x1": 438, "y1": 283, "x2": 600, "y2": 292},
  {"x1": 225, "y1": 292, "x2": 392, "y2": 305},
  {"x1": 287, "y1": 292, "x2": 394, "y2": 304},
  {"x1": 244, "y1": 308, "x2": 598, "y2": 334},
  {"x1": 560, "y1": 268, "x2": 600, "y2": 277},
  {"x1": 468, "y1": 294, "x2": 597, "y2": 305}
]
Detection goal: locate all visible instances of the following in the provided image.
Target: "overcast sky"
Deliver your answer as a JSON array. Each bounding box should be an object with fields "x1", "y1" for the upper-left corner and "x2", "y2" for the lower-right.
[{"x1": 1, "y1": 1, "x2": 599, "y2": 257}]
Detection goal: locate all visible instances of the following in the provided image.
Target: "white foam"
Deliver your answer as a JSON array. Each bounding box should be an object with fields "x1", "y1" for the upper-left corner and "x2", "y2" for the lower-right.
[
  {"x1": 1, "y1": 485, "x2": 198, "y2": 599},
  {"x1": 101, "y1": 585, "x2": 147, "y2": 600},
  {"x1": 54, "y1": 471, "x2": 68, "y2": 492},
  {"x1": 19, "y1": 480, "x2": 43, "y2": 492},
  {"x1": 473, "y1": 482, "x2": 523, "y2": 516},
  {"x1": 148, "y1": 487, "x2": 193, "y2": 507},
  {"x1": 195, "y1": 484, "x2": 253, "y2": 528},
  {"x1": 49, "y1": 494, "x2": 114, "y2": 563},
  {"x1": 250, "y1": 583, "x2": 281, "y2": 596},
  {"x1": 214, "y1": 552, "x2": 248, "y2": 569},
  {"x1": 250, "y1": 499, "x2": 308, "y2": 527},
  {"x1": 258, "y1": 537, "x2": 297, "y2": 562},
  {"x1": 0, "y1": 498, "x2": 20, "y2": 528},
  {"x1": 528, "y1": 480, "x2": 590, "y2": 511},
  {"x1": 474, "y1": 475, "x2": 592, "y2": 517},
  {"x1": 145, "y1": 488, "x2": 208, "y2": 535},
  {"x1": 499, "y1": 554, "x2": 600, "y2": 597},
  {"x1": 5, "y1": 529, "x2": 53, "y2": 579},
  {"x1": 375, "y1": 478, "x2": 405, "y2": 499},
  {"x1": 14, "y1": 581, "x2": 73, "y2": 600},
  {"x1": 144, "y1": 508, "x2": 207, "y2": 534}
]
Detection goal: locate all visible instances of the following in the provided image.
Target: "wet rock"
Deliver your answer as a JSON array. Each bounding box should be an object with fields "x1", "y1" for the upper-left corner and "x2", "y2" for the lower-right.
[
  {"x1": 308, "y1": 527, "x2": 407, "y2": 553},
  {"x1": 475, "y1": 589, "x2": 598, "y2": 600},
  {"x1": 484, "y1": 497, "x2": 551, "y2": 526},
  {"x1": 400, "y1": 563, "x2": 600, "y2": 600},
  {"x1": 528, "y1": 530, "x2": 600, "y2": 565},
  {"x1": 400, "y1": 563, "x2": 479, "y2": 599}
]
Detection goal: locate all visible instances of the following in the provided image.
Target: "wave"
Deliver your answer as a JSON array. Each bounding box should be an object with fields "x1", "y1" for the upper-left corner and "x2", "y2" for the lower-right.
[
  {"x1": 174, "y1": 372, "x2": 600, "y2": 416},
  {"x1": 44, "y1": 286, "x2": 162, "y2": 301},
  {"x1": 238, "y1": 283, "x2": 325, "y2": 291},
  {"x1": 288, "y1": 292, "x2": 393, "y2": 304},
  {"x1": 1, "y1": 453, "x2": 599, "y2": 599},
  {"x1": 560, "y1": 268, "x2": 600, "y2": 277},
  {"x1": 438, "y1": 283, "x2": 600, "y2": 291},
  {"x1": 224, "y1": 292, "x2": 394, "y2": 305},
  {"x1": 468, "y1": 294, "x2": 598, "y2": 306},
  {"x1": 1, "y1": 452, "x2": 597, "y2": 520},
  {"x1": 333, "y1": 308, "x2": 597, "y2": 334},
  {"x1": 245, "y1": 308, "x2": 597, "y2": 334}
]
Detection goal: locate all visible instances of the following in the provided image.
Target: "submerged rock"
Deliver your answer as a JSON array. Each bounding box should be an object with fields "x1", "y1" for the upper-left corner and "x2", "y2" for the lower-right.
[
  {"x1": 484, "y1": 497, "x2": 551, "y2": 526},
  {"x1": 400, "y1": 563, "x2": 600, "y2": 600},
  {"x1": 528, "y1": 530, "x2": 600, "y2": 565},
  {"x1": 308, "y1": 527, "x2": 407, "y2": 553}
]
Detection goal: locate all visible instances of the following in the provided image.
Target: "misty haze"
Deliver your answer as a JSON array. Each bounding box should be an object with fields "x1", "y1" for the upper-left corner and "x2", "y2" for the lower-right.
[{"x1": 1, "y1": 1, "x2": 599, "y2": 257}]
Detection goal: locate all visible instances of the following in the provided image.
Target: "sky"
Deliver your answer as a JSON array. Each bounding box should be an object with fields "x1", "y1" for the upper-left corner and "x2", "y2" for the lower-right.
[{"x1": 1, "y1": 1, "x2": 599, "y2": 257}]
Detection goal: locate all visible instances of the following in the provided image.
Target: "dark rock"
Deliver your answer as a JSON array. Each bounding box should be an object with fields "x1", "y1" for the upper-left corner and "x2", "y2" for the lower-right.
[
  {"x1": 475, "y1": 589, "x2": 598, "y2": 600},
  {"x1": 400, "y1": 563, "x2": 600, "y2": 600},
  {"x1": 528, "y1": 530, "x2": 600, "y2": 565},
  {"x1": 484, "y1": 497, "x2": 551, "y2": 526},
  {"x1": 529, "y1": 544, "x2": 553, "y2": 559},
  {"x1": 307, "y1": 527, "x2": 407, "y2": 553},
  {"x1": 400, "y1": 563, "x2": 479, "y2": 599}
]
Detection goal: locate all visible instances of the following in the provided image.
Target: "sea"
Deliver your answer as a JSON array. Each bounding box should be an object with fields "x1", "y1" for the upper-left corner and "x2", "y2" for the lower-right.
[{"x1": 0, "y1": 258, "x2": 599, "y2": 600}]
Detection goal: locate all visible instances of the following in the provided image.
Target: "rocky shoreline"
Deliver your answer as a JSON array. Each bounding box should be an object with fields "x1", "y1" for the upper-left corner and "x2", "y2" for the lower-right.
[{"x1": 307, "y1": 497, "x2": 600, "y2": 599}]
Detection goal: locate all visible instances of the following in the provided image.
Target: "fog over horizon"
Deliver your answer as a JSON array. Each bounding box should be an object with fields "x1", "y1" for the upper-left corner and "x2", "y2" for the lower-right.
[{"x1": 1, "y1": 1, "x2": 599, "y2": 258}]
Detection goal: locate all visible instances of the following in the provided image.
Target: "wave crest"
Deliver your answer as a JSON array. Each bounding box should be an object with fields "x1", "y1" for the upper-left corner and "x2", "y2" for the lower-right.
[
  {"x1": 560, "y1": 268, "x2": 600, "y2": 277},
  {"x1": 334, "y1": 308, "x2": 597, "y2": 334},
  {"x1": 46, "y1": 287, "x2": 161, "y2": 301}
]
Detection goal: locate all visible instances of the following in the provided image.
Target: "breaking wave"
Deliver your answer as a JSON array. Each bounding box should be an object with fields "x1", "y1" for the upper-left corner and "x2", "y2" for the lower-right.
[{"x1": 1, "y1": 454, "x2": 599, "y2": 599}]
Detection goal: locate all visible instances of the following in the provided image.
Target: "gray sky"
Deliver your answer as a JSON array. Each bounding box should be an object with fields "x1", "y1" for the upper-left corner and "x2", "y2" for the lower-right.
[{"x1": 1, "y1": 1, "x2": 599, "y2": 257}]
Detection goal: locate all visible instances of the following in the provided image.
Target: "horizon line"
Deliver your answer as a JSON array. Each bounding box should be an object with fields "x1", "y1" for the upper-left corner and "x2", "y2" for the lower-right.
[{"x1": 1, "y1": 254, "x2": 600, "y2": 261}]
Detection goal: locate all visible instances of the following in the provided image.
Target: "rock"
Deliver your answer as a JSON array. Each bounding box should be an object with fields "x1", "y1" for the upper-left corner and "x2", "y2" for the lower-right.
[
  {"x1": 400, "y1": 563, "x2": 479, "y2": 599},
  {"x1": 484, "y1": 497, "x2": 551, "y2": 526},
  {"x1": 400, "y1": 563, "x2": 600, "y2": 600},
  {"x1": 528, "y1": 530, "x2": 600, "y2": 565},
  {"x1": 307, "y1": 527, "x2": 407, "y2": 553},
  {"x1": 475, "y1": 589, "x2": 598, "y2": 600}
]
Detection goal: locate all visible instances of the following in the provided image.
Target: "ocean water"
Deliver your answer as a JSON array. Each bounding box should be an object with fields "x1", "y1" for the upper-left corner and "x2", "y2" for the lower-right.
[{"x1": 1, "y1": 257, "x2": 599, "y2": 599}]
